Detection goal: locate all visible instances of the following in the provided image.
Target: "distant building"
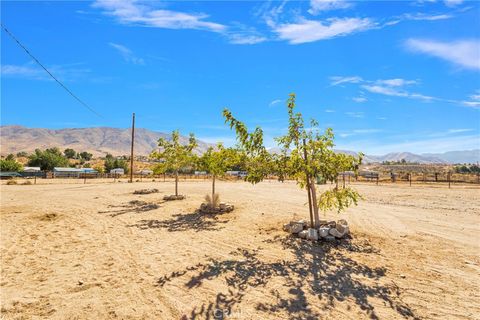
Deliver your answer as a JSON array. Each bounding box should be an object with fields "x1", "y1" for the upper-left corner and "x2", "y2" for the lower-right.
[
  {"x1": 23, "y1": 167, "x2": 41, "y2": 172},
  {"x1": 139, "y1": 169, "x2": 153, "y2": 175},
  {"x1": 110, "y1": 168, "x2": 125, "y2": 175},
  {"x1": 0, "y1": 172, "x2": 22, "y2": 179},
  {"x1": 53, "y1": 167, "x2": 97, "y2": 178},
  {"x1": 20, "y1": 167, "x2": 44, "y2": 178},
  {"x1": 195, "y1": 171, "x2": 207, "y2": 176}
]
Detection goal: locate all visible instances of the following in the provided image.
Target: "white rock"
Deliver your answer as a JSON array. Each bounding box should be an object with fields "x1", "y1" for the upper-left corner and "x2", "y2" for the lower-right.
[
  {"x1": 329, "y1": 226, "x2": 349, "y2": 238},
  {"x1": 298, "y1": 230, "x2": 308, "y2": 239},
  {"x1": 290, "y1": 223, "x2": 303, "y2": 234},
  {"x1": 306, "y1": 228, "x2": 318, "y2": 241},
  {"x1": 318, "y1": 227, "x2": 330, "y2": 238},
  {"x1": 336, "y1": 223, "x2": 349, "y2": 235}
]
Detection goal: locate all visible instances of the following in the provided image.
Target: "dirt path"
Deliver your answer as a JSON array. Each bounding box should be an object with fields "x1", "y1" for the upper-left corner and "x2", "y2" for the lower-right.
[{"x1": 1, "y1": 180, "x2": 479, "y2": 319}]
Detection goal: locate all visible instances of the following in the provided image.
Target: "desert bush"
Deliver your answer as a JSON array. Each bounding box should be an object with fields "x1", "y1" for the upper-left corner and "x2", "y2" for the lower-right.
[
  {"x1": 6, "y1": 180, "x2": 17, "y2": 185},
  {"x1": 204, "y1": 193, "x2": 220, "y2": 208}
]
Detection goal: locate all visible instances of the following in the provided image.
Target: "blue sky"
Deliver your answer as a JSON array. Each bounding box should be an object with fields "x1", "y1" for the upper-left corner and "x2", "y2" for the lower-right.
[{"x1": 1, "y1": 0, "x2": 479, "y2": 155}]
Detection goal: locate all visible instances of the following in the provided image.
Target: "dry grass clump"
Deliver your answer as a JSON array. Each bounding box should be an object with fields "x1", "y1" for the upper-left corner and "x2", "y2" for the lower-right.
[
  {"x1": 6, "y1": 180, "x2": 17, "y2": 185},
  {"x1": 22, "y1": 181, "x2": 32, "y2": 185},
  {"x1": 204, "y1": 193, "x2": 220, "y2": 208}
]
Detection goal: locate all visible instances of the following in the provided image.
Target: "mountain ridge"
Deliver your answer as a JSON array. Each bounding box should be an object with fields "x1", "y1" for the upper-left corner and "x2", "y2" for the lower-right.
[{"x1": 1, "y1": 125, "x2": 479, "y2": 163}]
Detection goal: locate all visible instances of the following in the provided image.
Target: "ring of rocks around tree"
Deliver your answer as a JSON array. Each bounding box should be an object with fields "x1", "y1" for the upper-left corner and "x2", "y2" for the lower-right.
[
  {"x1": 163, "y1": 195, "x2": 186, "y2": 201},
  {"x1": 283, "y1": 219, "x2": 350, "y2": 242},
  {"x1": 198, "y1": 202, "x2": 234, "y2": 214}
]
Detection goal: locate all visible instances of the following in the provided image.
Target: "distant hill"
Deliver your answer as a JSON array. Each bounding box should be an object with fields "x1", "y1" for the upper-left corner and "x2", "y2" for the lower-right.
[
  {"x1": 0, "y1": 125, "x2": 212, "y2": 156},
  {"x1": 2, "y1": 125, "x2": 478, "y2": 163}
]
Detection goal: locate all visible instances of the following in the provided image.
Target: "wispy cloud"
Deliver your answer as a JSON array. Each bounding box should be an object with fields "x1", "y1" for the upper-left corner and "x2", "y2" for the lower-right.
[
  {"x1": 337, "y1": 134, "x2": 480, "y2": 154},
  {"x1": 273, "y1": 17, "x2": 375, "y2": 44},
  {"x1": 345, "y1": 112, "x2": 364, "y2": 118},
  {"x1": 376, "y1": 78, "x2": 418, "y2": 87},
  {"x1": 308, "y1": 0, "x2": 352, "y2": 15},
  {"x1": 401, "y1": 12, "x2": 453, "y2": 21},
  {"x1": 405, "y1": 38, "x2": 480, "y2": 70},
  {"x1": 447, "y1": 128, "x2": 474, "y2": 133},
  {"x1": 109, "y1": 42, "x2": 145, "y2": 65},
  {"x1": 331, "y1": 75, "x2": 480, "y2": 107},
  {"x1": 361, "y1": 84, "x2": 435, "y2": 101},
  {"x1": 1, "y1": 63, "x2": 91, "y2": 81},
  {"x1": 330, "y1": 75, "x2": 363, "y2": 86},
  {"x1": 352, "y1": 97, "x2": 367, "y2": 103},
  {"x1": 444, "y1": 0, "x2": 464, "y2": 7},
  {"x1": 269, "y1": 99, "x2": 282, "y2": 107},
  {"x1": 93, "y1": 0, "x2": 226, "y2": 32}
]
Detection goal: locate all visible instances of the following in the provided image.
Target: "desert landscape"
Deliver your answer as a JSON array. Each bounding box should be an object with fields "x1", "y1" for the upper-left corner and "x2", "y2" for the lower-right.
[{"x1": 1, "y1": 179, "x2": 479, "y2": 319}]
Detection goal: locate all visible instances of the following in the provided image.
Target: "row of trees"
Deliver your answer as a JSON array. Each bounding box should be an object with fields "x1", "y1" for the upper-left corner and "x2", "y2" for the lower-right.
[
  {"x1": 151, "y1": 94, "x2": 363, "y2": 227},
  {"x1": 455, "y1": 164, "x2": 480, "y2": 174},
  {"x1": 1, "y1": 148, "x2": 129, "y2": 173}
]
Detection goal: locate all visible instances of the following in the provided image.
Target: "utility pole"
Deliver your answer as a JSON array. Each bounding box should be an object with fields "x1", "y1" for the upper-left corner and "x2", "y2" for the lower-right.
[{"x1": 130, "y1": 113, "x2": 135, "y2": 183}]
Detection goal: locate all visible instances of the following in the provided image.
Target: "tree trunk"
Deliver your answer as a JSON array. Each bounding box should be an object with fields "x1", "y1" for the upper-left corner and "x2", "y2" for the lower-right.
[
  {"x1": 309, "y1": 177, "x2": 320, "y2": 228},
  {"x1": 305, "y1": 175, "x2": 314, "y2": 228},
  {"x1": 175, "y1": 170, "x2": 178, "y2": 196}
]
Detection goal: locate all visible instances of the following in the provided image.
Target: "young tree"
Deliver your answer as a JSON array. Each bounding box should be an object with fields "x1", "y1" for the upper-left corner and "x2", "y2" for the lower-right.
[
  {"x1": 151, "y1": 130, "x2": 197, "y2": 197},
  {"x1": 197, "y1": 144, "x2": 241, "y2": 207},
  {"x1": 224, "y1": 93, "x2": 363, "y2": 228},
  {"x1": 27, "y1": 148, "x2": 69, "y2": 171}
]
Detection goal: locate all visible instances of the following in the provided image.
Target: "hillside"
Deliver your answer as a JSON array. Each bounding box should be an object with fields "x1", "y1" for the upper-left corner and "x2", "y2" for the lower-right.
[
  {"x1": 0, "y1": 125, "x2": 212, "y2": 156},
  {"x1": 1, "y1": 125, "x2": 478, "y2": 163}
]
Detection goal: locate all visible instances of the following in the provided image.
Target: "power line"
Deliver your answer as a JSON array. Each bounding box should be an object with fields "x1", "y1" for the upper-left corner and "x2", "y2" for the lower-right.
[{"x1": 1, "y1": 23, "x2": 103, "y2": 118}]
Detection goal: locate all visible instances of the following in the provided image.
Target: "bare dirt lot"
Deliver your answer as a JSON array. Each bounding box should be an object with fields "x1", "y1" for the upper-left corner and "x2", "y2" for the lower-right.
[{"x1": 1, "y1": 180, "x2": 479, "y2": 319}]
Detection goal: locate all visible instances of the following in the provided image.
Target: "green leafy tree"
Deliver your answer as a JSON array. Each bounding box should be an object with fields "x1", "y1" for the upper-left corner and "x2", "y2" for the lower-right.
[
  {"x1": 104, "y1": 154, "x2": 128, "y2": 173},
  {"x1": 64, "y1": 148, "x2": 77, "y2": 159},
  {"x1": 27, "y1": 148, "x2": 69, "y2": 171},
  {"x1": 224, "y1": 93, "x2": 363, "y2": 228},
  {"x1": 0, "y1": 157, "x2": 23, "y2": 172},
  {"x1": 197, "y1": 144, "x2": 242, "y2": 206},
  {"x1": 151, "y1": 130, "x2": 197, "y2": 196},
  {"x1": 16, "y1": 151, "x2": 29, "y2": 158},
  {"x1": 78, "y1": 151, "x2": 93, "y2": 161}
]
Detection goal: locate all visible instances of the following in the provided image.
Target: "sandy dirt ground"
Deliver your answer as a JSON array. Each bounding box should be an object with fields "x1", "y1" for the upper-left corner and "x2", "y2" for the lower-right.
[{"x1": 1, "y1": 179, "x2": 479, "y2": 319}]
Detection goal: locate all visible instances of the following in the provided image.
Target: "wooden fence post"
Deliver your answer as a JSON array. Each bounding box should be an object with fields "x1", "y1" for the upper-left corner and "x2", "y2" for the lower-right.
[
  {"x1": 448, "y1": 172, "x2": 451, "y2": 189},
  {"x1": 409, "y1": 173, "x2": 411, "y2": 186}
]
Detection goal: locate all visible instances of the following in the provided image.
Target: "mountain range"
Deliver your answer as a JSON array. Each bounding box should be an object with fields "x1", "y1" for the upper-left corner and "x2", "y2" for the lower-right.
[{"x1": 1, "y1": 125, "x2": 479, "y2": 164}]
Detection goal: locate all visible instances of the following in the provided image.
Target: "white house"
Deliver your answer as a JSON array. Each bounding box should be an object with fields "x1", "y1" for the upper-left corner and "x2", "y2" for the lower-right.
[
  {"x1": 110, "y1": 168, "x2": 125, "y2": 175},
  {"x1": 139, "y1": 169, "x2": 153, "y2": 175}
]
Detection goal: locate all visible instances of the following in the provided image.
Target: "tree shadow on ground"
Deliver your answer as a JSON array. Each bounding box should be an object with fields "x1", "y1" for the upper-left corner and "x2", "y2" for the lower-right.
[
  {"x1": 98, "y1": 200, "x2": 160, "y2": 217},
  {"x1": 128, "y1": 210, "x2": 229, "y2": 232},
  {"x1": 156, "y1": 236, "x2": 419, "y2": 320}
]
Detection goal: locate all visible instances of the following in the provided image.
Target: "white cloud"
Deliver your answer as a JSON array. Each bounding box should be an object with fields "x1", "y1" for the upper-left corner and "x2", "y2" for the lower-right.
[
  {"x1": 269, "y1": 99, "x2": 282, "y2": 107},
  {"x1": 93, "y1": 0, "x2": 226, "y2": 32},
  {"x1": 352, "y1": 97, "x2": 367, "y2": 103},
  {"x1": 405, "y1": 38, "x2": 480, "y2": 70},
  {"x1": 362, "y1": 84, "x2": 435, "y2": 101},
  {"x1": 274, "y1": 17, "x2": 375, "y2": 44},
  {"x1": 376, "y1": 78, "x2": 417, "y2": 87},
  {"x1": 444, "y1": 0, "x2": 464, "y2": 7},
  {"x1": 109, "y1": 42, "x2": 145, "y2": 65},
  {"x1": 402, "y1": 13, "x2": 453, "y2": 21},
  {"x1": 308, "y1": 0, "x2": 352, "y2": 15},
  {"x1": 330, "y1": 75, "x2": 363, "y2": 86},
  {"x1": 448, "y1": 128, "x2": 474, "y2": 133},
  {"x1": 325, "y1": 109, "x2": 335, "y2": 113},
  {"x1": 1, "y1": 63, "x2": 91, "y2": 81},
  {"x1": 228, "y1": 34, "x2": 267, "y2": 45}
]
